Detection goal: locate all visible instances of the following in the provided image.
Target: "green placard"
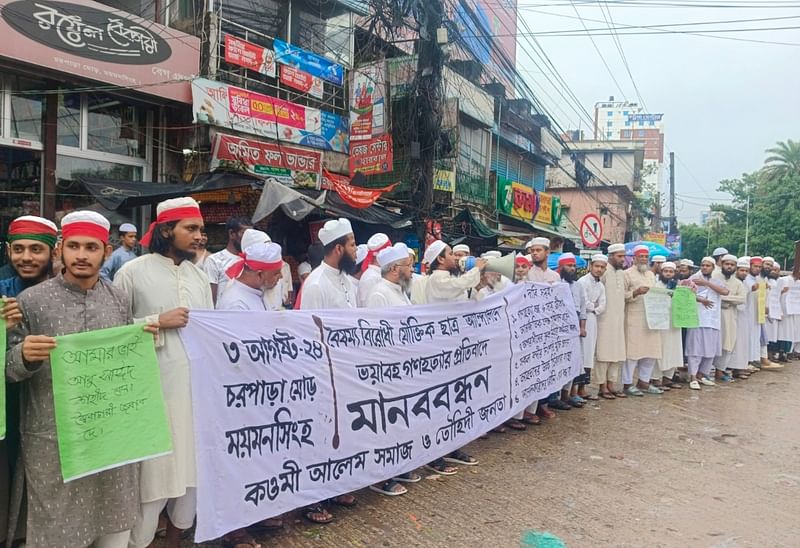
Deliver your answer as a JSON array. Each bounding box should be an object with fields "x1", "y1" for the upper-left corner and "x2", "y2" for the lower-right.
[
  {"x1": 50, "y1": 324, "x2": 172, "y2": 482},
  {"x1": 671, "y1": 286, "x2": 700, "y2": 328}
]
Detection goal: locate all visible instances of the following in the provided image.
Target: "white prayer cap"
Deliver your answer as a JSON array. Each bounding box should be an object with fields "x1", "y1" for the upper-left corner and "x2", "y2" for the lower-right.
[
  {"x1": 737, "y1": 256, "x2": 750, "y2": 268},
  {"x1": 452, "y1": 244, "x2": 470, "y2": 254},
  {"x1": 367, "y1": 233, "x2": 390, "y2": 251},
  {"x1": 318, "y1": 218, "x2": 353, "y2": 245},
  {"x1": 590, "y1": 253, "x2": 608, "y2": 264},
  {"x1": 700, "y1": 256, "x2": 715, "y2": 266},
  {"x1": 679, "y1": 259, "x2": 694, "y2": 266},
  {"x1": 377, "y1": 243, "x2": 410, "y2": 267},
  {"x1": 61, "y1": 210, "x2": 110, "y2": 243},
  {"x1": 142, "y1": 196, "x2": 202, "y2": 247},
  {"x1": 226, "y1": 242, "x2": 283, "y2": 278},
  {"x1": 651, "y1": 255, "x2": 666, "y2": 263},
  {"x1": 298, "y1": 261, "x2": 312, "y2": 277},
  {"x1": 241, "y1": 228, "x2": 271, "y2": 250},
  {"x1": 763, "y1": 256, "x2": 776, "y2": 264},
  {"x1": 526, "y1": 237, "x2": 550, "y2": 249},
  {"x1": 355, "y1": 244, "x2": 369, "y2": 265},
  {"x1": 482, "y1": 250, "x2": 502, "y2": 259},
  {"x1": 712, "y1": 247, "x2": 728, "y2": 257},
  {"x1": 156, "y1": 196, "x2": 200, "y2": 217},
  {"x1": 661, "y1": 261, "x2": 676, "y2": 270},
  {"x1": 423, "y1": 240, "x2": 447, "y2": 265},
  {"x1": 633, "y1": 244, "x2": 650, "y2": 256},
  {"x1": 721, "y1": 254, "x2": 737, "y2": 263},
  {"x1": 607, "y1": 243, "x2": 625, "y2": 254},
  {"x1": 119, "y1": 223, "x2": 137, "y2": 233}
]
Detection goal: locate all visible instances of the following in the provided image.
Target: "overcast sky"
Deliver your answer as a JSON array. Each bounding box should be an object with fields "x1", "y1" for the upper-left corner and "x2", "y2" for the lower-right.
[{"x1": 513, "y1": 1, "x2": 800, "y2": 223}]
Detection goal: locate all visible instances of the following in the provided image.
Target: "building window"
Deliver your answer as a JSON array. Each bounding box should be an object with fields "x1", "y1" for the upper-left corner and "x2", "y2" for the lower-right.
[
  {"x1": 606, "y1": 131, "x2": 612, "y2": 138},
  {"x1": 8, "y1": 76, "x2": 45, "y2": 142},
  {"x1": 622, "y1": 111, "x2": 628, "y2": 116},
  {"x1": 603, "y1": 152, "x2": 613, "y2": 168},
  {"x1": 638, "y1": 130, "x2": 645, "y2": 137},
  {"x1": 87, "y1": 94, "x2": 147, "y2": 159},
  {"x1": 649, "y1": 121, "x2": 655, "y2": 126},
  {"x1": 607, "y1": 121, "x2": 612, "y2": 127},
  {"x1": 607, "y1": 111, "x2": 612, "y2": 116},
  {"x1": 625, "y1": 120, "x2": 630, "y2": 126}
]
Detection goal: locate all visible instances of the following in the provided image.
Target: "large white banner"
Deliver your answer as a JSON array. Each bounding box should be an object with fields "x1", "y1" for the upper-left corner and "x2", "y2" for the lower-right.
[{"x1": 181, "y1": 282, "x2": 582, "y2": 541}]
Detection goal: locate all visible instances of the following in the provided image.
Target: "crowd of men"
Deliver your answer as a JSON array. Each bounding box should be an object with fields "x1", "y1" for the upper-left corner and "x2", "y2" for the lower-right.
[{"x1": 0, "y1": 202, "x2": 797, "y2": 548}]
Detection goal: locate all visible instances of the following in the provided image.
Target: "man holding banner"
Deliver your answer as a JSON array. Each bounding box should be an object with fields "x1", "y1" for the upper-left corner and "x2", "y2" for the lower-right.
[
  {"x1": 685, "y1": 257, "x2": 729, "y2": 390},
  {"x1": 115, "y1": 197, "x2": 213, "y2": 548},
  {"x1": 6, "y1": 211, "x2": 151, "y2": 548}
]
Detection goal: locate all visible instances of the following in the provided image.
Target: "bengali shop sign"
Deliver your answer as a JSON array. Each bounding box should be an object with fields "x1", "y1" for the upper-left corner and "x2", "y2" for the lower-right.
[
  {"x1": 349, "y1": 134, "x2": 393, "y2": 176},
  {"x1": 497, "y1": 178, "x2": 538, "y2": 222},
  {"x1": 192, "y1": 78, "x2": 349, "y2": 153},
  {"x1": 211, "y1": 133, "x2": 322, "y2": 188},
  {"x1": 535, "y1": 192, "x2": 553, "y2": 224},
  {"x1": 280, "y1": 64, "x2": 323, "y2": 99},
  {"x1": 181, "y1": 282, "x2": 581, "y2": 541},
  {"x1": 224, "y1": 34, "x2": 276, "y2": 77},
  {"x1": 273, "y1": 38, "x2": 344, "y2": 86},
  {"x1": 350, "y1": 61, "x2": 387, "y2": 140}
]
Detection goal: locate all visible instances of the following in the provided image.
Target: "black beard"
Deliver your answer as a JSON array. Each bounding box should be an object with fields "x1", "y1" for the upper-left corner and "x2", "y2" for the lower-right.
[
  {"x1": 722, "y1": 270, "x2": 734, "y2": 279},
  {"x1": 17, "y1": 260, "x2": 53, "y2": 286},
  {"x1": 768, "y1": 272, "x2": 779, "y2": 280},
  {"x1": 561, "y1": 270, "x2": 577, "y2": 283},
  {"x1": 339, "y1": 253, "x2": 358, "y2": 276},
  {"x1": 172, "y1": 248, "x2": 196, "y2": 262}
]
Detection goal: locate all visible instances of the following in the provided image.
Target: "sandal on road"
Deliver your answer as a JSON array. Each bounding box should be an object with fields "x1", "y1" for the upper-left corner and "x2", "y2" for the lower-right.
[
  {"x1": 613, "y1": 391, "x2": 627, "y2": 398},
  {"x1": 330, "y1": 494, "x2": 357, "y2": 507},
  {"x1": 303, "y1": 505, "x2": 333, "y2": 524},
  {"x1": 394, "y1": 471, "x2": 421, "y2": 483},
  {"x1": 425, "y1": 459, "x2": 458, "y2": 475},
  {"x1": 506, "y1": 419, "x2": 527, "y2": 430},
  {"x1": 522, "y1": 412, "x2": 541, "y2": 425},
  {"x1": 223, "y1": 529, "x2": 261, "y2": 548},
  {"x1": 248, "y1": 516, "x2": 283, "y2": 532},
  {"x1": 444, "y1": 450, "x2": 479, "y2": 466},
  {"x1": 599, "y1": 392, "x2": 616, "y2": 400},
  {"x1": 369, "y1": 479, "x2": 407, "y2": 496}
]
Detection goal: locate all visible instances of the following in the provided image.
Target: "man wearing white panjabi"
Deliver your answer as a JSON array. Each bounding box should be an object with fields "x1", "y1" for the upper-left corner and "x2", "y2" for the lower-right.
[
  {"x1": 301, "y1": 219, "x2": 358, "y2": 311},
  {"x1": 216, "y1": 242, "x2": 284, "y2": 311},
  {"x1": 684, "y1": 257, "x2": 729, "y2": 390},
  {"x1": 654, "y1": 261, "x2": 684, "y2": 389},
  {"x1": 299, "y1": 218, "x2": 359, "y2": 522},
  {"x1": 357, "y1": 233, "x2": 391, "y2": 307},
  {"x1": 422, "y1": 240, "x2": 486, "y2": 474},
  {"x1": 366, "y1": 243, "x2": 414, "y2": 308},
  {"x1": 622, "y1": 245, "x2": 663, "y2": 396},
  {"x1": 576, "y1": 253, "x2": 607, "y2": 399},
  {"x1": 730, "y1": 257, "x2": 756, "y2": 378},
  {"x1": 777, "y1": 268, "x2": 800, "y2": 362},
  {"x1": 115, "y1": 197, "x2": 213, "y2": 548},
  {"x1": 712, "y1": 255, "x2": 746, "y2": 382},
  {"x1": 228, "y1": 228, "x2": 285, "y2": 311}
]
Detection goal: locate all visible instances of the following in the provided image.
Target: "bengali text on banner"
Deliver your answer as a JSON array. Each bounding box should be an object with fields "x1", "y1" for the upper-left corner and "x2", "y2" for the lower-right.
[{"x1": 180, "y1": 282, "x2": 581, "y2": 541}]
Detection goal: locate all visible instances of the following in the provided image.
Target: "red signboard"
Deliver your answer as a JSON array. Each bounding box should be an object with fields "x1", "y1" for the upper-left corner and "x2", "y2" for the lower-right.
[
  {"x1": 224, "y1": 34, "x2": 276, "y2": 77},
  {"x1": 349, "y1": 135, "x2": 393, "y2": 176},
  {"x1": 323, "y1": 170, "x2": 397, "y2": 209},
  {"x1": 0, "y1": 0, "x2": 199, "y2": 103},
  {"x1": 279, "y1": 65, "x2": 323, "y2": 99},
  {"x1": 211, "y1": 133, "x2": 321, "y2": 175}
]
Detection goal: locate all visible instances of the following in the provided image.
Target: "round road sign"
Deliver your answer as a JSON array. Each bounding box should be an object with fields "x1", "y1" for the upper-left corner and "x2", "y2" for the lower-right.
[{"x1": 580, "y1": 213, "x2": 603, "y2": 248}]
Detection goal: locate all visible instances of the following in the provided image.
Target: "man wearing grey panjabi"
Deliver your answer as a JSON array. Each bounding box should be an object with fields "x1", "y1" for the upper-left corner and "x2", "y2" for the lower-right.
[{"x1": 6, "y1": 211, "x2": 140, "y2": 547}]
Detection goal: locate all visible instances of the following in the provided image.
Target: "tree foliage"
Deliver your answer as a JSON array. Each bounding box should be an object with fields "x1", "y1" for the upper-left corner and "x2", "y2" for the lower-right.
[{"x1": 679, "y1": 139, "x2": 800, "y2": 268}]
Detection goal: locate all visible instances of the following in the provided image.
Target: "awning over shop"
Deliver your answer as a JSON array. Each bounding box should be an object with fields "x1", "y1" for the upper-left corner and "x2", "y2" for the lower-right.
[
  {"x1": 79, "y1": 172, "x2": 264, "y2": 210},
  {"x1": 252, "y1": 181, "x2": 412, "y2": 228},
  {"x1": 498, "y1": 213, "x2": 580, "y2": 242},
  {"x1": 453, "y1": 208, "x2": 498, "y2": 239}
]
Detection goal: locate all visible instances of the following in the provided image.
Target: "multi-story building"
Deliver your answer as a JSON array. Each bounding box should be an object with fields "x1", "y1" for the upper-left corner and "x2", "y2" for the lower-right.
[
  {"x1": 593, "y1": 97, "x2": 665, "y2": 203},
  {"x1": 547, "y1": 139, "x2": 645, "y2": 244}
]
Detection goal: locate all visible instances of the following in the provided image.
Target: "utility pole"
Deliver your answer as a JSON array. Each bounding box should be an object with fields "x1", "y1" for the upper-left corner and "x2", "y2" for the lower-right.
[
  {"x1": 414, "y1": 0, "x2": 444, "y2": 218},
  {"x1": 668, "y1": 151, "x2": 676, "y2": 233},
  {"x1": 744, "y1": 194, "x2": 750, "y2": 255}
]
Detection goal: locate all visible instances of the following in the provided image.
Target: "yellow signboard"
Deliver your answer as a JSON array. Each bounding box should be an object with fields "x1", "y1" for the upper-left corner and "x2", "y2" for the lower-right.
[{"x1": 535, "y1": 192, "x2": 552, "y2": 224}]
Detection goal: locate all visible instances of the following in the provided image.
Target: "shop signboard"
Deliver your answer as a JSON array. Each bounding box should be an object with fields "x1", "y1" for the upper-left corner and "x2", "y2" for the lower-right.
[
  {"x1": 224, "y1": 34, "x2": 275, "y2": 77},
  {"x1": 350, "y1": 61, "x2": 387, "y2": 140},
  {"x1": 279, "y1": 64, "x2": 323, "y2": 99},
  {"x1": 0, "y1": 0, "x2": 199, "y2": 103},
  {"x1": 497, "y1": 178, "x2": 538, "y2": 222},
  {"x1": 349, "y1": 135, "x2": 393, "y2": 176},
  {"x1": 210, "y1": 132, "x2": 322, "y2": 189},
  {"x1": 433, "y1": 169, "x2": 456, "y2": 193},
  {"x1": 192, "y1": 78, "x2": 349, "y2": 153},
  {"x1": 273, "y1": 38, "x2": 344, "y2": 86},
  {"x1": 535, "y1": 192, "x2": 553, "y2": 224}
]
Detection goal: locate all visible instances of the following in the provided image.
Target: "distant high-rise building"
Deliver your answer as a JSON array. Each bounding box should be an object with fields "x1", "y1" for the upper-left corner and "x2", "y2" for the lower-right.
[{"x1": 593, "y1": 97, "x2": 665, "y2": 197}]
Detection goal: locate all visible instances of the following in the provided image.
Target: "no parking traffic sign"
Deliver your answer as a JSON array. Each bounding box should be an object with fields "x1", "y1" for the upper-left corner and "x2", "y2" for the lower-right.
[{"x1": 580, "y1": 213, "x2": 603, "y2": 248}]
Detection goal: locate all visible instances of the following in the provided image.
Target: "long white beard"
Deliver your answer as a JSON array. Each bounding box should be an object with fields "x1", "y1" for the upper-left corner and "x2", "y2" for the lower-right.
[{"x1": 637, "y1": 264, "x2": 648, "y2": 273}]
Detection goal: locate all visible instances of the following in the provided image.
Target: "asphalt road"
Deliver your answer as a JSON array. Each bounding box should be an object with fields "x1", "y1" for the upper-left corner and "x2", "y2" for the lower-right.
[{"x1": 168, "y1": 362, "x2": 800, "y2": 548}]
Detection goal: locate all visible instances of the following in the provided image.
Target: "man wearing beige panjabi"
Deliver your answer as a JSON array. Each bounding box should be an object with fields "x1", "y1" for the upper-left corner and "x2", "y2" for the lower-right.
[
  {"x1": 622, "y1": 245, "x2": 663, "y2": 396},
  {"x1": 712, "y1": 254, "x2": 746, "y2": 379},
  {"x1": 594, "y1": 243, "x2": 627, "y2": 399}
]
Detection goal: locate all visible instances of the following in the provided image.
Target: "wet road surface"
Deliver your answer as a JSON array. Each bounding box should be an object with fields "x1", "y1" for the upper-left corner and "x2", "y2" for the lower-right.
[{"x1": 167, "y1": 364, "x2": 800, "y2": 547}]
